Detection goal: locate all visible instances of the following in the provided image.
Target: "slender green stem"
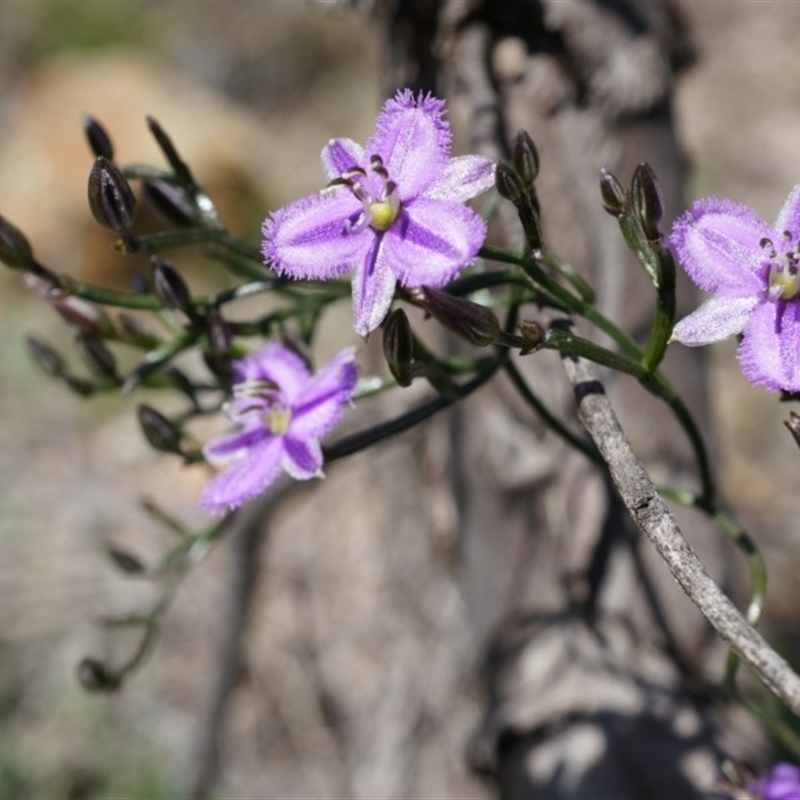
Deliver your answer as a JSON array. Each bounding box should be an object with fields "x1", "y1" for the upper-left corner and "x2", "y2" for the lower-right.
[
  {"x1": 123, "y1": 329, "x2": 201, "y2": 394},
  {"x1": 60, "y1": 276, "x2": 162, "y2": 310},
  {"x1": 540, "y1": 327, "x2": 650, "y2": 380},
  {"x1": 504, "y1": 359, "x2": 602, "y2": 465},
  {"x1": 446, "y1": 268, "x2": 528, "y2": 296},
  {"x1": 117, "y1": 228, "x2": 263, "y2": 263},
  {"x1": 641, "y1": 247, "x2": 676, "y2": 373},
  {"x1": 325, "y1": 359, "x2": 501, "y2": 461},
  {"x1": 645, "y1": 372, "x2": 715, "y2": 508}
]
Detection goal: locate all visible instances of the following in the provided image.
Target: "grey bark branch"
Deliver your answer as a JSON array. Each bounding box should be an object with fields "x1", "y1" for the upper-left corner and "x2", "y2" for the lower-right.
[{"x1": 561, "y1": 349, "x2": 800, "y2": 714}]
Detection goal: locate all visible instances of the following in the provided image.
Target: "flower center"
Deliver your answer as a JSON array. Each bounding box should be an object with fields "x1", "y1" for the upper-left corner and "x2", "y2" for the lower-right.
[
  {"x1": 762, "y1": 232, "x2": 800, "y2": 301},
  {"x1": 327, "y1": 154, "x2": 400, "y2": 233},
  {"x1": 232, "y1": 378, "x2": 291, "y2": 436},
  {"x1": 265, "y1": 406, "x2": 292, "y2": 435}
]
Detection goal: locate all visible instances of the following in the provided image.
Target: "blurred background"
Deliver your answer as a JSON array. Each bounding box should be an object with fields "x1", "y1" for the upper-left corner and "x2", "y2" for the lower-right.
[{"x1": 1, "y1": 1, "x2": 800, "y2": 798}]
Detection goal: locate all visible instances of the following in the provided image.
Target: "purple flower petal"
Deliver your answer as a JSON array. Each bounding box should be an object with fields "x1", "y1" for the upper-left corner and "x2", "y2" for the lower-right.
[
  {"x1": 755, "y1": 763, "x2": 800, "y2": 800},
  {"x1": 291, "y1": 347, "x2": 358, "y2": 439},
  {"x1": 200, "y1": 437, "x2": 284, "y2": 514},
  {"x1": 262, "y1": 191, "x2": 368, "y2": 280},
  {"x1": 321, "y1": 137, "x2": 365, "y2": 181},
  {"x1": 368, "y1": 91, "x2": 450, "y2": 202},
  {"x1": 351, "y1": 237, "x2": 398, "y2": 336},
  {"x1": 282, "y1": 437, "x2": 323, "y2": 480},
  {"x1": 384, "y1": 198, "x2": 486, "y2": 288},
  {"x1": 669, "y1": 196, "x2": 770, "y2": 295},
  {"x1": 671, "y1": 294, "x2": 759, "y2": 346},
  {"x1": 775, "y1": 185, "x2": 800, "y2": 239},
  {"x1": 234, "y1": 341, "x2": 311, "y2": 402},
  {"x1": 425, "y1": 155, "x2": 496, "y2": 203},
  {"x1": 739, "y1": 299, "x2": 800, "y2": 391},
  {"x1": 203, "y1": 424, "x2": 269, "y2": 466}
]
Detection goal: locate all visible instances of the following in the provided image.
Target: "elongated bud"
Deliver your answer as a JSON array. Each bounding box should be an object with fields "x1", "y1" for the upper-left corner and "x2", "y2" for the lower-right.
[
  {"x1": 207, "y1": 310, "x2": 231, "y2": 359},
  {"x1": 75, "y1": 333, "x2": 118, "y2": 380},
  {"x1": 495, "y1": 162, "x2": 542, "y2": 250},
  {"x1": 411, "y1": 286, "x2": 501, "y2": 347},
  {"x1": 517, "y1": 319, "x2": 545, "y2": 355},
  {"x1": 382, "y1": 308, "x2": 414, "y2": 387},
  {"x1": 88, "y1": 156, "x2": 137, "y2": 233},
  {"x1": 785, "y1": 412, "x2": 800, "y2": 450},
  {"x1": 599, "y1": 168, "x2": 626, "y2": 217},
  {"x1": 77, "y1": 658, "x2": 120, "y2": 692},
  {"x1": 495, "y1": 161, "x2": 526, "y2": 204},
  {"x1": 0, "y1": 213, "x2": 35, "y2": 271},
  {"x1": 146, "y1": 116, "x2": 196, "y2": 189},
  {"x1": 152, "y1": 259, "x2": 191, "y2": 312},
  {"x1": 630, "y1": 162, "x2": 664, "y2": 240},
  {"x1": 137, "y1": 404, "x2": 183, "y2": 454},
  {"x1": 143, "y1": 180, "x2": 198, "y2": 228},
  {"x1": 82, "y1": 114, "x2": 114, "y2": 160},
  {"x1": 51, "y1": 294, "x2": 115, "y2": 337},
  {"x1": 26, "y1": 336, "x2": 66, "y2": 377},
  {"x1": 517, "y1": 196, "x2": 543, "y2": 252},
  {"x1": 512, "y1": 129, "x2": 540, "y2": 186},
  {"x1": 106, "y1": 544, "x2": 147, "y2": 575}
]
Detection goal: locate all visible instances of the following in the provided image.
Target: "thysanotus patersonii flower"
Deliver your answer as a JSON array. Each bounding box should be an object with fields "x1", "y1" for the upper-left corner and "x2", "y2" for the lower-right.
[
  {"x1": 670, "y1": 186, "x2": 800, "y2": 391},
  {"x1": 262, "y1": 90, "x2": 496, "y2": 336},
  {"x1": 201, "y1": 342, "x2": 358, "y2": 514}
]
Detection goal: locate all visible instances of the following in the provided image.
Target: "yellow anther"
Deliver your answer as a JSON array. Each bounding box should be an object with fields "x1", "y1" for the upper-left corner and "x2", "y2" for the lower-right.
[
  {"x1": 369, "y1": 200, "x2": 398, "y2": 232},
  {"x1": 265, "y1": 407, "x2": 291, "y2": 435}
]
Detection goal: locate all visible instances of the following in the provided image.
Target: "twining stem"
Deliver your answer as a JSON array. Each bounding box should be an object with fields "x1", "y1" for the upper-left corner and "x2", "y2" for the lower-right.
[
  {"x1": 504, "y1": 358, "x2": 602, "y2": 465},
  {"x1": 325, "y1": 357, "x2": 501, "y2": 461},
  {"x1": 480, "y1": 243, "x2": 715, "y2": 507}
]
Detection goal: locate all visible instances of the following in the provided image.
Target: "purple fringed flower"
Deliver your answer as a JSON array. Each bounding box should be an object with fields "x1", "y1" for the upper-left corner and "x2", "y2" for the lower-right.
[
  {"x1": 753, "y1": 763, "x2": 800, "y2": 800},
  {"x1": 262, "y1": 89, "x2": 496, "y2": 336},
  {"x1": 200, "y1": 342, "x2": 358, "y2": 514},
  {"x1": 670, "y1": 187, "x2": 800, "y2": 391}
]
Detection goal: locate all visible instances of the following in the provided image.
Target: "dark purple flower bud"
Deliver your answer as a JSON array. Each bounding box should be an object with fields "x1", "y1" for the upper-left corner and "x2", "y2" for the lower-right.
[
  {"x1": 146, "y1": 116, "x2": 196, "y2": 190},
  {"x1": 495, "y1": 161, "x2": 526, "y2": 204},
  {"x1": 512, "y1": 129, "x2": 540, "y2": 186},
  {"x1": 152, "y1": 259, "x2": 191, "y2": 312},
  {"x1": 137, "y1": 404, "x2": 183, "y2": 454},
  {"x1": 630, "y1": 162, "x2": 664, "y2": 240},
  {"x1": 81, "y1": 114, "x2": 114, "y2": 160},
  {"x1": 50, "y1": 295, "x2": 115, "y2": 337},
  {"x1": 382, "y1": 308, "x2": 414, "y2": 387},
  {"x1": 785, "y1": 412, "x2": 800, "y2": 451},
  {"x1": 517, "y1": 195, "x2": 543, "y2": 252},
  {"x1": 75, "y1": 333, "x2": 118, "y2": 380},
  {"x1": 106, "y1": 544, "x2": 147, "y2": 575},
  {"x1": 207, "y1": 310, "x2": 232, "y2": 360},
  {"x1": 88, "y1": 156, "x2": 137, "y2": 233},
  {"x1": 26, "y1": 335, "x2": 66, "y2": 377},
  {"x1": 517, "y1": 319, "x2": 545, "y2": 355},
  {"x1": 77, "y1": 658, "x2": 120, "y2": 692},
  {"x1": 0, "y1": 213, "x2": 35, "y2": 271},
  {"x1": 143, "y1": 179, "x2": 198, "y2": 228},
  {"x1": 411, "y1": 286, "x2": 501, "y2": 347},
  {"x1": 599, "y1": 168, "x2": 626, "y2": 217},
  {"x1": 65, "y1": 375, "x2": 95, "y2": 396},
  {"x1": 495, "y1": 163, "x2": 543, "y2": 250}
]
